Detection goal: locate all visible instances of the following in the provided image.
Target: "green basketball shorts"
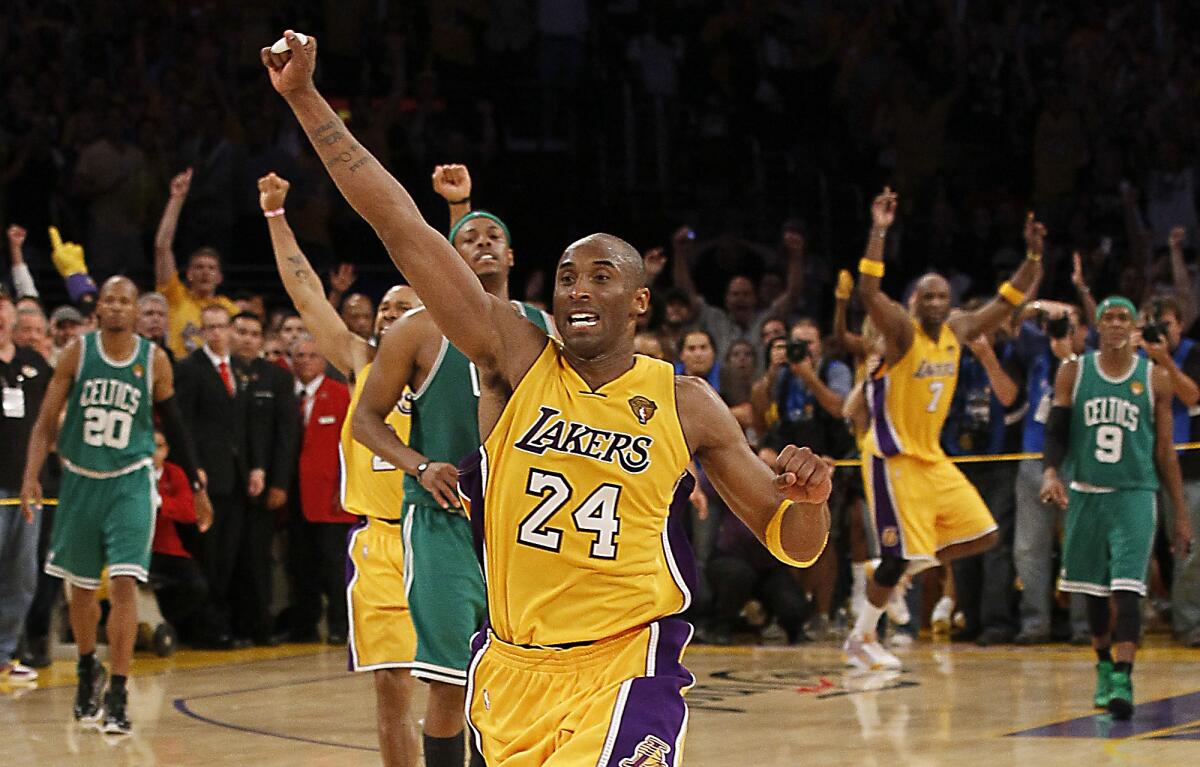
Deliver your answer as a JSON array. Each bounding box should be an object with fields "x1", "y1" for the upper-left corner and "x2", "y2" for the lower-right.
[
  {"x1": 1060, "y1": 487, "x2": 1157, "y2": 597},
  {"x1": 45, "y1": 464, "x2": 157, "y2": 589},
  {"x1": 402, "y1": 503, "x2": 486, "y2": 685}
]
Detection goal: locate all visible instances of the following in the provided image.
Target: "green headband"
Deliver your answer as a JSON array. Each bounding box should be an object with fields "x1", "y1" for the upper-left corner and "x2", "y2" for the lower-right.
[
  {"x1": 1096, "y1": 295, "x2": 1137, "y2": 323},
  {"x1": 448, "y1": 211, "x2": 511, "y2": 248}
]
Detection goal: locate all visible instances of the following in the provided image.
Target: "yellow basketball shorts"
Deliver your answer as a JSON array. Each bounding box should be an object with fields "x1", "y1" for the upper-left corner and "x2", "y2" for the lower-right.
[
  {"x1": 868, "y1": 454, "x2": 996, "y2": 563},
  {"x1": 466, "y1": 618, "x2": 694, "y2": 767},
  {"x1": 345, "y1": 516, "x2": 416, "y2": 671}
]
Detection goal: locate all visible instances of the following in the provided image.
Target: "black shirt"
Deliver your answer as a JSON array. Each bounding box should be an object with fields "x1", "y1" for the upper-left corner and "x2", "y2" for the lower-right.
[{"x1": 0, "y1": 346, "x2": 52, "y2": 489}]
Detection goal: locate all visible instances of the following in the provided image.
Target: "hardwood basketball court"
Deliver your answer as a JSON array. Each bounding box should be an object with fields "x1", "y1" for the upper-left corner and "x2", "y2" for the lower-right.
[{"x1": 5, "y1": 637, "x2": 1199, "y2": 765}]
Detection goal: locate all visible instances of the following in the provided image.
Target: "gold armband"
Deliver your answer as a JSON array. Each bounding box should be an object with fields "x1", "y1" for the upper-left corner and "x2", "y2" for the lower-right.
[
  {"x1": 998, "y1": 281, "x2": 1026, "y2": 306},
  {"x1": 765, "y1": 500, "x2": 828, "y2": 568},
  {"x1": 858, "y1": 258, "x2": 885, "y2": 278},
  {"x1": 1025, "y1": 250, "x2": 1042, "y2": 262}
]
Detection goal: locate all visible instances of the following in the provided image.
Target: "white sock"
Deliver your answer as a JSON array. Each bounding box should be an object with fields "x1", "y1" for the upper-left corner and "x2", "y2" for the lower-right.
[
  {"x1": 853, "y1": 600, "x2": 885, "y2": 641},
  {"x1": 851, "y1": 562, "x2": 867, "y2": 597}
]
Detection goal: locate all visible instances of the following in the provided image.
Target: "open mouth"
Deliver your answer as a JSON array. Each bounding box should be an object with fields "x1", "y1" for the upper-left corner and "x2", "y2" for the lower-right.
[
  {"x1": 568, "y1": 312, "x2": 599, "y2": 328},
  {"x1": 475, "y1": 253, "x2": 499, "y2": 264}
]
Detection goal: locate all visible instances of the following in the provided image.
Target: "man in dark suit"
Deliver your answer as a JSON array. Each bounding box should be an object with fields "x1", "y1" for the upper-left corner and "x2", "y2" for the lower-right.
[
  {"x1": 283, "y1": 333, "x2": 353, "y2": 644},
  {"x1": 175, "y1": 304, "x2": 250, "y2": 647},
  {"x1": 230, "y1": 311, "x2": 299, "y2": 645}
]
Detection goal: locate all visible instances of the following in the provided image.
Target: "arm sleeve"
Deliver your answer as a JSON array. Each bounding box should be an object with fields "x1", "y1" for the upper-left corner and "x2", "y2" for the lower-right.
[
  {"x1": 1043, "y1": 405, "x2": 1072, "y2": 470},
  {"x1": 156, "y1": 394, "x2": 203, "y2": 487},
  {"x1": 11, "y1": 262, "x2": 38, "y2": 298}
]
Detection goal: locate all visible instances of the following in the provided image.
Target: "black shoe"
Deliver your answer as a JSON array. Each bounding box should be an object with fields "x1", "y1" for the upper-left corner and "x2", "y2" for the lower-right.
[
  {"x1": 231, "y1": 637, "x2": 253, "y2": 650},
  {"x1": 195, "y1": 633, "x2": 234, "y2": 650},
  {"x1": 327, "y1": 633, "x2": 347, "y2": 646},
  {"x1": 950, "y1": 627, "x2": 981, "y2": 643},
  {"x1": 283, "y1": 628, "x2": 320, "y2": 644},
  {"x1": 74, "y1": 663, "x2": 108, "y2": 724},
  {"x1": 21, "y1": 635, "x2": 51, "y2": 668},
  {"x1": 252, "y1": 633, "x2": 280, "y2": 648},
  {"x1": 101, "y1": 688, "x2": 132, "y2": 735},
  {"x1": 1014, "y1": 630, "x2": 1050, "y2": 645},
  {"x1": 975, "y1": 627, "x2": 1015, "y2": 647}
]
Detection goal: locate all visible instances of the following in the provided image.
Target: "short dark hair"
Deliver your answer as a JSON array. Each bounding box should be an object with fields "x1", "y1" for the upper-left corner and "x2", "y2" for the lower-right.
[
  {"x1": 678, "y1": 328, "x2": 715, "y2": 354},
  {"x1": 188, "y1": 247, "x2": 222, "y2": 268},
  {"x1": 232, "y1": 311, "x2": 263, "y2": 326}
]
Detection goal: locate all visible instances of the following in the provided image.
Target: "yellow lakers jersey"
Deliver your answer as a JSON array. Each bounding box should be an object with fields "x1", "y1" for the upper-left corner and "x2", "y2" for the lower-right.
[
  {"x1": 864, "y1": 320, "x2": 959, "y2": 463},
  {"x1": 458, "y1": 341, "x2": 693, "y2": 646},
  {"x1": 339, "y1": 361, "x2": 413, "y2": 519}
]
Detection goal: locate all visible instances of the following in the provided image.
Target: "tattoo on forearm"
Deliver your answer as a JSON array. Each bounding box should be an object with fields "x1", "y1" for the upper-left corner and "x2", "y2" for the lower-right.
[{"x1": 310, "y1": 119, "x2": 373, "y2": 173}]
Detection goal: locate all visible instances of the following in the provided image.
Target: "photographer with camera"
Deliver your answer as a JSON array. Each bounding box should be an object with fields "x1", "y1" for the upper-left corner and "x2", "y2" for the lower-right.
[
  {"x1": 1012, "y1": 303, "x2": 1093, "y2": 644},
  {"x1": 1137, "y1": 297, "x2": 1200, "y2": 646}
]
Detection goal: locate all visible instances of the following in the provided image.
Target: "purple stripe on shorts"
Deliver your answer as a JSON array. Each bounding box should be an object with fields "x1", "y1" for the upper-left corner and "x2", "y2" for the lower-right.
[
  {"x1": 603, "y1": 619, "x2": 694, "y2": 767},
  {"x1": 457, "y1": 449, "x2": 487, "y2": 570},
  {"x1": 868, "y1": 377, "x2": 901, "y2": 457},
  {"x1": 664, "y1": 473, "x2": 699, "y2": 601},
  {"x1": 870, "y1": 456, "x2": 903, "y2": 559},
  {"x1": 344, "y1": 516, "x2": 369, "y2": 671}
]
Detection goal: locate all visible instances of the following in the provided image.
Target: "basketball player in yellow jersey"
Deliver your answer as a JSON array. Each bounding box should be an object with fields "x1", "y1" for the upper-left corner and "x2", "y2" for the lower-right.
[
  {"x1": 263, "y1": 31, "x2": 833, "y2": 766},
  {"x1": 259, "y1": 172, "x2": 422, "y2": 767},
  {"x1": 846, "y1": 187, "x2": 1044, "y2": 669}
]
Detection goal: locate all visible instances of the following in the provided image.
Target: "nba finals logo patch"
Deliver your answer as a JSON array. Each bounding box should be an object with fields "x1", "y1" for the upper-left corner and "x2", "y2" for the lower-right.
[
  {"x1": 1131, "y1": 381, "x2": 1144, "y2": 396},
  {"x1": 629, "y1": 396, "x2": 658, "y2": 425},
  {"x1": 132, "y1": 364, "x2": 145, "y2": 378},
  {"x1": 619, "y1": 735, "x2": 671, "y2": 767},
  {"x1": 882, "y1": 526, "x2": 899, "y2": 548}
]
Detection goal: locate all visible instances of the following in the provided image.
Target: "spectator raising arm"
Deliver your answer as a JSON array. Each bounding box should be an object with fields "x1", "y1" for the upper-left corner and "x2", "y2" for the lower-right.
[
  {"x1": 259, "y1": 172, "x2": 372, "y2": 378},
  {"x1": 1168, "y1": 227, "x2": 1198, "y2": 332},
  {"x1": 832, "y1": 269, "x2": 864, "y2": 360},
  {"x1": 8, "y1": 224, "x2": 37, "y2": 299},
  {"x1": 154, "y1": 168, "x2": 193, "y2": 289},
  {"x1": 1070, "y1": 251, "x2": 1098, "y2": 327},
  {"x1": 326, "y1": 262, "x2": 356, "y2": 310}
]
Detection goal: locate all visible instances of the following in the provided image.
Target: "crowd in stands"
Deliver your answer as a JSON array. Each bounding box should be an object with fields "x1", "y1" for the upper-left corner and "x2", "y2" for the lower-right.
[{"x1": 5, "y1": 1, "x2": 1200, "y2": 668}]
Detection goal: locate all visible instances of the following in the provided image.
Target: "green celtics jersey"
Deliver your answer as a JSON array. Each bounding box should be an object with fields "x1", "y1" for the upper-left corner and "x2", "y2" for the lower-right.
[
  {"x1": 1068, "y1": 352, "x2": 1158, "y2": 491},
  {"x1": 404, "y1": 302, "x2": 551, "y2": 507},
  {"x1": 59, "y1": 332, "x2": 157, "y2": 476}
]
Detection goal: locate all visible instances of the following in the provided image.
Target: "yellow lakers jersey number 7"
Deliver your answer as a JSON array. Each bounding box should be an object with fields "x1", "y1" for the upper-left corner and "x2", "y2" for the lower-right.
[
  {"x1": 866, "y1": 319, "x2": 960, "y2": 462},
  {"x1": 340, "y1": 361, "x2": 413, "y2": 519},
  {"x1": 458, "y1": 341, "x2": 693, "y2": 647}
]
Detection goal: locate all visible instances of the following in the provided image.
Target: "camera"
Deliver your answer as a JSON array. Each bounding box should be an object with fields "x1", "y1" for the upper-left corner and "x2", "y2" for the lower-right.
[
  {"x1": 1142, "y1": 321, "x2": 1167, "y2": 344},
  {"x1": 1045, "y1": 314, "x2": 1071, "y2": 340},
  {"x1": 786, "y1": 339, "x2": 811, "y2": 363}
]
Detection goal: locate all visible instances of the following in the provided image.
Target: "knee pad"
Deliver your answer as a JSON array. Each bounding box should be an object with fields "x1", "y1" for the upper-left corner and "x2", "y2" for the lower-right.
[
  {"x1": 1112, "y1": 591, "x2": 1142, "y2": 644},
  {"x1": 873, "y1": 555, "x2": 906, "y2": 588}
]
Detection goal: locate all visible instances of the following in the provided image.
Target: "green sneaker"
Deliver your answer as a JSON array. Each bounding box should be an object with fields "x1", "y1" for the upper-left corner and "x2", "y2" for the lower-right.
[
  {"x1": 1107, "y1": 669, "x2": 1133, "y2": 720},
  {"x1": 1093, "y1": 660, "x2": 1113, "y2": 708}
]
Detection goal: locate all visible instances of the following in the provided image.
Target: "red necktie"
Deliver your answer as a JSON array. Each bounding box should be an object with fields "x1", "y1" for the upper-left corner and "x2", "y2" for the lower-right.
[{"x1": 218, "y1": 361, "x2": 234, "y2": 397}]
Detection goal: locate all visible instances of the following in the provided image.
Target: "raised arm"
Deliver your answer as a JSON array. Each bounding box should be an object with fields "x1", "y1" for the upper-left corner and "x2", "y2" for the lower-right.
[
  {"x1": 432, "y1": 164, "x2": 473, "y2": 231},
  {"x1": 764, "y1": 229, "x2": 807, "y2": 318},
  {"x1": 856, "y1": 187, "x2": 913, "y2": 364},
  {"x1": 350, "y1": 316, "x2": 460, "y2": 510},
  {"x1": 258, "y1": 172, "x2": 370, "y2": 377},
  {"x1": 1168, "y1": 227, "x2": 1198, "y2": 331},
  {"x1": 832, "y1": 270, "x2": 865, "y2": 360},
  {"x1": 7, "y1": 224, "x2": 37, "y2": 299},
  {"x1": 669, "y1": 226, "x2": 702, "y2": 311},
  {"x1": 948, "y1": 212, "x2": 1044, "y2": 343},
  {"x1": 1070, "y1": 251, "x2": 1098, "y2": 329},
  {"x1": 154, "y1": 168, "x2": 192, "y2": 288},
  {"x1": 263, "y1": 32, "x2": 538, "y2": 383},
  {"x1": 678, "y1": 376, "x2": 832, "y2": 566},
  {"x1": 19, "y1": 341, "x2": 78, "y2": 521}
]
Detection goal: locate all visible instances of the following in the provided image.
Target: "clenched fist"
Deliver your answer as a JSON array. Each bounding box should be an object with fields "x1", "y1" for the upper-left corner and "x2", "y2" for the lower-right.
[
  {"x1": 773, "y1": 445, "x2": 833, "y2": 506},
  {"x1": 261, "y1": 30, "x2": 317, "y2": 98},
  {"x1": 432, "y1": 164, "x2": 472, "y2": 203},
  {"x1": 258, "y1": 172, "x2": 291, "y2": 212}
]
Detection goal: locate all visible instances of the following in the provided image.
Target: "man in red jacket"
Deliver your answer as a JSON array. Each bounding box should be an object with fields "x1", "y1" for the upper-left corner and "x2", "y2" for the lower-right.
[
  {"x1": 148, "y1": 429, "x2": 211, "y2": 646},
  {"x1": 282, "y1": 334, "x2": 352, "y2": 643}
]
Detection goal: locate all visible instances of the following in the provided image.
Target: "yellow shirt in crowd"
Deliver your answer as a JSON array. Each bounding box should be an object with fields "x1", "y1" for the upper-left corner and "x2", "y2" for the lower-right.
[{"x1": 158, "y1": 273, "x2": 239, "y2": 359}]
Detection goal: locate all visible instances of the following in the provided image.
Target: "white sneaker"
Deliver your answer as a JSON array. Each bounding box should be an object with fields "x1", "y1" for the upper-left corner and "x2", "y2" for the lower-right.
[
  {"x1": 1, "y1": 661, "x2": 39, "y2": 685},
  {"x1": 886, "y1": 586, "x2": 910, "y2": 626},
  {"x1": 931, "y1": 596, "x2": 954, "y2": 635},
  {"x1": 888, "y1": 631, "x2": 914, "y2": 649},
  {"x1": 844, "y1": 635, "x2": 903, "y2": 670}
]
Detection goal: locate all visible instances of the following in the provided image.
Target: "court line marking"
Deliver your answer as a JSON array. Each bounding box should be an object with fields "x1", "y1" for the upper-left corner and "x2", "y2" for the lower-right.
[{"x1": 173, "y1": 673, "x2": 379, "y2": 753}]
